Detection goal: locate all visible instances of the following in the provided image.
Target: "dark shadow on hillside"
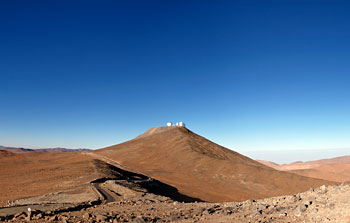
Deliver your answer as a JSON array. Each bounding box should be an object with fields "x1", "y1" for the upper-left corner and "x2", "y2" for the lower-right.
[
  {"x1": 92, "y1": 159, "x2": 203, "y2": 203},
  {"x1": 136, "y1": 178, "x2": 203, "y2": 203}
]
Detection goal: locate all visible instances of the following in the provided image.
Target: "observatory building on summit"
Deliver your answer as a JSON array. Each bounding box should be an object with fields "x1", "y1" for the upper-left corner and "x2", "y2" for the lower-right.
[
  {"x1": 176, "y1": 122, "x2": 185, "y2": 127},
  {"x1": 167, "y1": 122, "x2": 186, "y2": 127}
]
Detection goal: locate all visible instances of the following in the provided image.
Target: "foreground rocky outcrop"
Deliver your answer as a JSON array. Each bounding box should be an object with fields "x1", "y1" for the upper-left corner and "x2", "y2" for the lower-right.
[{"x1": 2, "y1": 183, "x2": 348, "y2": 222}]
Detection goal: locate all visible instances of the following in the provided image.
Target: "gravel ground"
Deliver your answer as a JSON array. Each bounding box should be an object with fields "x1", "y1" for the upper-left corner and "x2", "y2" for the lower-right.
[{"x1": 2, "y1": 182, "x2": 349, "y2": 223}]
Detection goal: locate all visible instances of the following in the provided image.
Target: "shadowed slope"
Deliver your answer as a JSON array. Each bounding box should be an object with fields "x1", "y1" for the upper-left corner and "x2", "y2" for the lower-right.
[
  {"x1": 91, "y1": 160, "x2": 202, "y2": 202},
  {"x1": 95, "y1": 127, "x2": 333, "y2": 202}
]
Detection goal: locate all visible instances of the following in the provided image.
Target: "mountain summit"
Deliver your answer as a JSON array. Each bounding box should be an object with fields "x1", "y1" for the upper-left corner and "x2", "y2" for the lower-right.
[{"x1": 95, "y1": 126, "x2": 332, "y2": 202}]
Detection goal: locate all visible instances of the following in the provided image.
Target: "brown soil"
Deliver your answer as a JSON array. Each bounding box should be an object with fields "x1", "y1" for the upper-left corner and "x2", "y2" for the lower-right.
[
  {"x1": 256, "y1": 160, "x2": 280, "y2": 168},
  {"x1": 94, "y1": 127, "x2": 334, "y2": 202},
  {"x1": 265, "y1": 156, "x2": 350, "y2": 182},
  {"x1": 0, "y1": 151, "x2": 120, "y2": 206}
]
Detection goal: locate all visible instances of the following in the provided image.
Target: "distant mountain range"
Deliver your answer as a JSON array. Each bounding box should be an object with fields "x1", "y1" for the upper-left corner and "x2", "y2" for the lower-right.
[
  {"x1": 0, "y1": 146, "x2": 90, "y2": 153},
  {"x1": 257, "y1": 156, "x2": 350, "y2": 183}
]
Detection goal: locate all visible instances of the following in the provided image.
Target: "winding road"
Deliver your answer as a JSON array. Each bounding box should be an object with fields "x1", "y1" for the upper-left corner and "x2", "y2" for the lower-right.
[
  {"x1": 86, "y1": 152, "x2": 152, "y2": 203},
  {"x1": 92, "y1": 182, "x2": 117, "y2": 203},
  {"x1": 0, "y1": 153, "x2": 152, "y2": 218}
]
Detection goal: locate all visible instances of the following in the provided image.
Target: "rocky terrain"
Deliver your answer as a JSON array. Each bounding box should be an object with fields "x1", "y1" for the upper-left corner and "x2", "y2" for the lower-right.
[{"x1": 1, "y1": 182, "x2": 349, "y2": 222}]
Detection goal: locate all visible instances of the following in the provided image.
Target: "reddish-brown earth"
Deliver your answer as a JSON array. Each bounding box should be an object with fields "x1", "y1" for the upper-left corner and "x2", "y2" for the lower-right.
[
  {"x1": 260, "y1": 156, "x2": 350, "y2": 182},
  {"x1": 256, "y1": 160, "x2": 280, "y2": 169},
  {"x1": 94, "y1": 126, "x2": 333, "y2": 202},
  {"x1": 0, "y1": 150, "x2": 119, "y2": 206}
]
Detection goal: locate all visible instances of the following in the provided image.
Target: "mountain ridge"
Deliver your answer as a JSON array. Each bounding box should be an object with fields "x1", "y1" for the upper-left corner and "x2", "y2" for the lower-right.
[
  {"x1": 0, "y1": 147, "x2": 90, "y2": 153},
  {"x1": 260, "y1": 155, "x2": 350, "y2": 182}
]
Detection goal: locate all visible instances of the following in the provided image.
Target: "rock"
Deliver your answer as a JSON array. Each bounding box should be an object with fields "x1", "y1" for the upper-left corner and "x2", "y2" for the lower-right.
[
  {"x1": 293, "y1": 207, "x2": 302, "y2": 217},
  {"x1": 171, "y1": 216, "x2": 178, "y2": 221},
  {"x1": 49, "y1": 215, "x2": 58, "y2": 221},
  {"x1": 257, "y1": 204, "x2": 266, "y2": 210},
  {"x1": 83, "y1": 212, "x2": 91, "y2": 219},
  {"x1": 223, "y1": 207, "x2": 233, "y2": 215},
  {"x1": 14, "y1": 212, "x2": 24, "y2": 218},
  {"x1": 249, "y1": 210, "x2": 260, "y2": 217},
  {"x1": 202, "y1": 210, "x2": 209, "y2": 216},
  {"x1": 319, "y1": 185, "x2": 327, "y2": 194},
  {"x1": 299, "y1": 204, "x2": 307, "y2": 212},
  {"x1": 134, "y1": 216, "x2": 145, "y2": 223},
  {"x1": 36, "y1": 213, "x2": 43, "y2": 219},
  {"x1": 292, "y1": 194, "x2": 302, "y2": 202},
  {"x1": 341, "y1": 181, "x2": 350, "y2": 186},
  {"x1": 12, "y1": 212, "x2": 26, "y2": 220},
  {"x1": 96, "y1": 214, "x2": 107, "y2": 222},
  {"x1": 207, "y1": 207, "x2": 216, "y2": 214},
  {"x1": 293, "y1": 204, "x2": 307, "y2": 217}
]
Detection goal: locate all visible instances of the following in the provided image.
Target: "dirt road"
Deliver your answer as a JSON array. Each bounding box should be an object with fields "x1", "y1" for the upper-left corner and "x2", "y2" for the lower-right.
[{"x1": 92, "y1": 182, "x2": 116, "y2": 203}]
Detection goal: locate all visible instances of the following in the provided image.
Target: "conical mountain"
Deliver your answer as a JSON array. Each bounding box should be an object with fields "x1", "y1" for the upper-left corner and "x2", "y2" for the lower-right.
[{"x1": 94, "y1": 126, "x2": 333, "y2": 202}]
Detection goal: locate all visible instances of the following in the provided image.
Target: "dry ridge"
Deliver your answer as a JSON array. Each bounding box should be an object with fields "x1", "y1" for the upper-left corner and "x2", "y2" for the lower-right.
[{"x1": 258, "y1": 156, "x2": 350, "y2": 183}]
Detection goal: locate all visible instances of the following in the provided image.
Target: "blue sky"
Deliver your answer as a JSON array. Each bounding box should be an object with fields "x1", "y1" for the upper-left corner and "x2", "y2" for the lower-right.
[{"x1": 1, "y1": 1, "x2": 350, "y2": 163}]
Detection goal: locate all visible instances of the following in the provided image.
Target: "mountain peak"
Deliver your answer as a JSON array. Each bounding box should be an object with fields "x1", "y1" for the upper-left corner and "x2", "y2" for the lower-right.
[
  {"x1": 95, "y1": 127, "x2": 332, "y2": 202},
  {"x1": 135, "y1": 126, "x2": 187, "y2": 139}
]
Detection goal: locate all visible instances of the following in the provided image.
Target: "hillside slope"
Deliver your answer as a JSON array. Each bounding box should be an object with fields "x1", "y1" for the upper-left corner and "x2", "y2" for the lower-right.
[
  {"x1": 256, "y1": 160, "x2": 280, "y2": 168},
  {"x1": 272, "y1": 156, "x2": 350, "y2": 182},
  {"x1": 0, "y1": 151, "x2": 120, "y2": 206},
  {"x1": 95, "y1": 127, "x2": 333, "y2": 202}
]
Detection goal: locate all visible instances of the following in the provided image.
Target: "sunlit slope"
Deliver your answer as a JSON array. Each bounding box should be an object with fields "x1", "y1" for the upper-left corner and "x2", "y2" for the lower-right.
[
  {"x1": 274, "y1": 156, "x2": 350, "y2": 182},
  {"x1": 0, "y1": 150, "x2": 121, "y2": 206},
  {"x1": 95, "y1": 127, "x2": 333, "y2": 202}
]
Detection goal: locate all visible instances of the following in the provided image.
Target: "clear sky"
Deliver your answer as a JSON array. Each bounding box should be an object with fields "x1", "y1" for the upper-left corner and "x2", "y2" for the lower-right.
[{"x1": 1, "y1": 1, "x2": 350, "y2": 163}]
